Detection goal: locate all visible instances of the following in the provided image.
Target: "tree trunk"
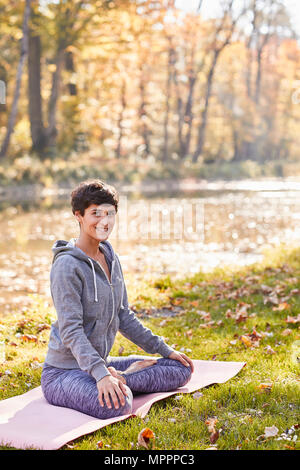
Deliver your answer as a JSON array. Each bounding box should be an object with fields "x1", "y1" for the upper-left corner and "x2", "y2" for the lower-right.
[
  {"x1": 28, "y1": 31, "x2": 46, "y2": 154},
  {"x1": 162, "y1": 41, "x2": 174, "y2": 162},
  {"x1": 172, "y1": 50, "x2": 185, "y2": 158},
  {"x1": 0, "y1": 0, "x2": 31, "y2": 158},
  {"x1": 255, "y1": 46, "x2": 263, "y2": 106},
  {"x1": 138, "y1": 65, "x2": 150, "y2": 158},
  {"x1": 116, "y1": 78, "x2": 126, "y2": 159},
  {"x1": 181, "y1": 73, "x2": 196, "y2": 158},
  {"x1": 65, "y1": 50, "x2": 77, "y2": 96},
  {"x1": 192, "y1": 50, "x2": 219, "y2": 163},
  {"x1": 45, "y1": 48, "x2": 65, "y2": 149}
]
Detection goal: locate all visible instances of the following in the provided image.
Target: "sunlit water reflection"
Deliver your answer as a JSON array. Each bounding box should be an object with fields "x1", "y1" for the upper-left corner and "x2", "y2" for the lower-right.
[{"x1": 0, "y1": 181, "x2": 300, "y2": 314}]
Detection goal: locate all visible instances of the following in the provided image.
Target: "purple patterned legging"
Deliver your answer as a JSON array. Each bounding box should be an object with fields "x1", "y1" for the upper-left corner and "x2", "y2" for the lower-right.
[{"x1": 41, "y1": 355, "x2": 192, "y2": 420}]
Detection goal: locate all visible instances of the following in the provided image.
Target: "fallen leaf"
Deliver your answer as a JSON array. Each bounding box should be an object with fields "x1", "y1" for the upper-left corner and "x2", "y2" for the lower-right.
[
  {"x1": 240, "y1": 335, "x2": 252, "y2": 348},
  {"x1": 30, "y1": 361, "x2": 43, "y2": 369},
  {"x1": 37, "y1": 323, "x2": 50, "y2": 333},
  {"x1": 225, "y1": 309, "x2": 234, "y2": 318},
  {"x1": 281, "y1": 329, "x2": 292, "y2": 336},
  {"x1": 260, "y1": 284, "x2": 273, "y2": 294},
  {"x1": 209, "y1": 430, "x2": 219, "y2": 444},
  {"x1": 205, "y1": 417, "x2": 219, "y2": 444},
  {"x1": 264, "y1": 425, "x2": 279, "y2": 438},
  {"x1": 264, "y1": 345, "x2": 276, "y2": 354},
  {"x1": 196, "y1": 310, "x2": 211, "y2": 321},
  {"x1": 263, "y1": 293, "x2": 279, "y2": 305},
  {"x1": 286, "y1": 315, "x2": 300, "y2": 324},
  {"x1": 137, "y1": 427, "x2": 155, "y2": 449},
  {"x1": 273, "y1": 303, "x2": 290, "y2": 311},
  {"x1": 258, "y1": 382, "x2": 273, "y2": 392},
  {"x1": 173, "y1": 298, "x2": 185, "y2": 305},
  {"x1": 235, "y1": 305, "x2": 249, "y2": 323},
  {"x1": 249, "y1": 328, "x2": 263, "y2": 341},
  {"x1": 20, "y1": 334, "x2": 38, "y2": 343},
  {"x1": 185, "y1": 329, "x2": 193, "y2": 338}
]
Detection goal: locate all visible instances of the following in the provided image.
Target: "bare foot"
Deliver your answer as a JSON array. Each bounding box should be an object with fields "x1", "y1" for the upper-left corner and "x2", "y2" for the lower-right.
[
  {"x1": 107, "y1": 366, "x2": 126, "y2": 384},
  {"x1": 123, "y1": 359, "x2": 158, "y2": 375}
]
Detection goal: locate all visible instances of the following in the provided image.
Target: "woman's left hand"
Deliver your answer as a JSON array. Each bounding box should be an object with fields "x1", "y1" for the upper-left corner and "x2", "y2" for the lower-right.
[{"x1": 168, "y1": 351, "x2": 194, "y2": 373}]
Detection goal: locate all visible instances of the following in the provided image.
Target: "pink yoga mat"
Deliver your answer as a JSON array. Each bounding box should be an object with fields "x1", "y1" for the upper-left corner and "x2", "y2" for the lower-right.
[{"x1": 0, "y1": 359, "x2": 246, "y2": 450}]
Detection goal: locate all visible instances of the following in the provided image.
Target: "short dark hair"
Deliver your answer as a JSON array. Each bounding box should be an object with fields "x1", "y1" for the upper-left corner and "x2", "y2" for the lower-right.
[{"x1": 71, "y1": 179, "x2": 119, "y2": 217}]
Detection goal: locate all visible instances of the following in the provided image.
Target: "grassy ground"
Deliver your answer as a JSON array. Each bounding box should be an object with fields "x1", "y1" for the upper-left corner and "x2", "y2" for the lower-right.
[{"x1": 0, "y1": 244, "x2": 299, "y2": 450}]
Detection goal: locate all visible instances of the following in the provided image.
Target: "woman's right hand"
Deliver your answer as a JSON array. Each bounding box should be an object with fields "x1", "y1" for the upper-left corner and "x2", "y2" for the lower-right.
[{"x1": 96, "y1": 374, "x2": 128, "y2": 409}]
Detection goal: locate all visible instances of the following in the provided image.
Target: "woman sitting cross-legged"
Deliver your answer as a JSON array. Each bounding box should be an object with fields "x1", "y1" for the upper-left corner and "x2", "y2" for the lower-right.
[{"x1": 41, "y1": 179, "x2": 194, "y2": 419}]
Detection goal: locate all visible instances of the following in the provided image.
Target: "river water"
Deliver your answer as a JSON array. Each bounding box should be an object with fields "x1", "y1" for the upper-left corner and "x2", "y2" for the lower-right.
[{"x1": 0, "y1": 178, "x2": 300, "y2": 315}]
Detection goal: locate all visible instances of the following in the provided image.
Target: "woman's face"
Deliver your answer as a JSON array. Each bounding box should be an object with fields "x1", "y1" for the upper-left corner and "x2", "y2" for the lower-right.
[{"x1": 75, "y1": 203, "x2": 116, "y2": 241}]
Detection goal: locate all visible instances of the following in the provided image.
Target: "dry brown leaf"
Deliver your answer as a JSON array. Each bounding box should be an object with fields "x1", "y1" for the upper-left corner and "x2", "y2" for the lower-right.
[
  {"x1": 235, "y1": 305, "x2": 249, "y2": 323},
  {"x1": 137, "y1": 427, "x2": 155, "y2": 449},
  {"x1": 37, "y1": 323, "x2": 50, "y2": 332},
  {"x1": 20, "y1": 334, "x2": 38, "y2": 343},
  {"x1": 273, "y1": 303, "x2": 290, "y2": 311},
  {"x1": 173, "y1": 298, "x2": 184, "y2": 305},
  {"x1": 264, "y1": 425, "x2": 278, "y2": 438},
  {"x1": 260, "y1": 284, "x2": 273, "y2": 294},
  {"x1": 264, "y1": 345, "x2": 276, "y2": 354},
  {"x1": 205, "y1": 417, "x2": 219, "y2": 444},
  {"x1": 258, "y1": 382, "x2": 273, "y2": 392},
  {"x1": 249, "y1": 328, "x2": 262, "y2": 341},
  {"x1": 286, "y1": 315, "x2": 300, "y2": 324},
  {"x1": 240, "y1": 335, "x2": 252, "y2": 348},
  {"x1": 225, "y1": 309, "x2": 234, "y2": 318},
  {"x1": 196, "y1": 310, "x2": 211, "y2": 321},
  {"x1": 281, "y1": 328, "x2": 292, "y2": 336},
  {"x1": 263, "y1": 294, "x2": 279, "y2": 306}
]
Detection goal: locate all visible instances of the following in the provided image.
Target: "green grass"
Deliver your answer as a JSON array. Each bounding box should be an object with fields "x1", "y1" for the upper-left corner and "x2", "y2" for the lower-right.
[{"x1": 0, "y1": 244, "x2": 299, "y2": 450}]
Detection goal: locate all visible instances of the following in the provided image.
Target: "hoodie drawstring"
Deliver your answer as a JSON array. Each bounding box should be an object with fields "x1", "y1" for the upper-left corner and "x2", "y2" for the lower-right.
[
  {"x1": 88, "y1": 258, "x2": 98, "y2": 302},
  {"x1": 115, "y1": 256, "x2": 125, "y2": 309},
  {"x1": 88, "y1": 253, "x2": 125, "y2": 309}
]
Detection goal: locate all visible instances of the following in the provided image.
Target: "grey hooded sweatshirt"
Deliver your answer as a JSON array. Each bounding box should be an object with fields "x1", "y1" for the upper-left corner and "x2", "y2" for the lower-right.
[{"x1": 44, "y1": 238, "x2": 175, "y2": 382}]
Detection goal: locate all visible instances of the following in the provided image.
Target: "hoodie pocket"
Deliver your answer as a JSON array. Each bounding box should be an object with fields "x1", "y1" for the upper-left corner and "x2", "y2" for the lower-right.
[{"x1": 87, "y1": 318, "x2": 106, "y2": 345}]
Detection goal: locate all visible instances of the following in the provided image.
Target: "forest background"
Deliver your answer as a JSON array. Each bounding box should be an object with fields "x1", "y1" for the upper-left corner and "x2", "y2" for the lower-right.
[{"x1": 1, "y1": 0, "x2": 300, "y2": 186}]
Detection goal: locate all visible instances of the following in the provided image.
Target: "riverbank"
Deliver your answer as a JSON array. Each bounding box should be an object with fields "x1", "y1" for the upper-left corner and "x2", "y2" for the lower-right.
[
  {"x1": 2, "y1": 175, "x2": 300, "y2": 204},
  {"x1": 0, "y1": 244, "x2": 299, "y2": 450},
  {"x1": 2, "y1": 149, "x2": 300, "y2": 199}
]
